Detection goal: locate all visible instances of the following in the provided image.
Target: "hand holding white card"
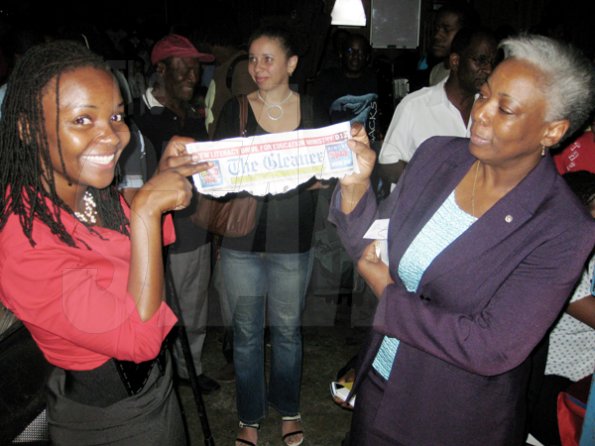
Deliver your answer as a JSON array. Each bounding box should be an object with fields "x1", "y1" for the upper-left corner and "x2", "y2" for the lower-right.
[
  {"x1": 363, "y1": 218, "x2": 389, "y2": 239},
  {"x1": 363, "y1": 219, "x2": 389, "y2": 266}
]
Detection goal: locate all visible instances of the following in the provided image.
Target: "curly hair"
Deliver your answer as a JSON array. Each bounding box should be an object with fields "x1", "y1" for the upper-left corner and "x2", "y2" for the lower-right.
[
  {"x1": 0, "y1": 39, "x2": 129, "y2": 248},
  {"x1": 500, "y1": 34, "x2": 595, "y2": 137}
]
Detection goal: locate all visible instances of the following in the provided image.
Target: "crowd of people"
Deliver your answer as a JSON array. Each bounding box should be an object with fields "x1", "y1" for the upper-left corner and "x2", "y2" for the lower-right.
[{"x1": 0, "y1": 2, "x2": 594, "y2": 446}]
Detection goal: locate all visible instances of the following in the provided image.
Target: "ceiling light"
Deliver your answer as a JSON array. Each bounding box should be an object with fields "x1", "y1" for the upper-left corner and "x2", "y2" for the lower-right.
[{"x1": 331, "y1": 0, "x2": 366, "y2": 27}]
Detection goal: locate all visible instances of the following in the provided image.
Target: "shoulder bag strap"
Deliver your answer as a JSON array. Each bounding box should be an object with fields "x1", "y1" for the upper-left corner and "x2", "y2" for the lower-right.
[
  {"x1": 300, "y1": 95, "x2": 315, "y2": 129},
  {"x1": 237, "y1": 94, "x2": 249, "y2": 137}
]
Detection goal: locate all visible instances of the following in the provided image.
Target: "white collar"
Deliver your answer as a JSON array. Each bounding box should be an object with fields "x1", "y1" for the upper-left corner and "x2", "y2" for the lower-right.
[
  {"x1": 142, "y1": 87, "x2": 164, "y2": 109},
  {"x1": 427, "y1": 77, "x2": 449, "y2": 107}
]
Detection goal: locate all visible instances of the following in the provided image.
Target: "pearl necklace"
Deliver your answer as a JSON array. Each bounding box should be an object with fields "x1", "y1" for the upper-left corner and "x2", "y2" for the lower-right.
[
  {"x1": 471, "y1": 160, "x2": 481, "y2": 217},
  {"x1": 74, "y1": 190, "x2": 98, "y2": 225},
  {"x1": 257, "y1": 90, "x2": 293, "y2": 121}
]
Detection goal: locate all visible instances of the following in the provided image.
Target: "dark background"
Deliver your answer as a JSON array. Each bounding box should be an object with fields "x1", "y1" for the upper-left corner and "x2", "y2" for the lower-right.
[
  {"x1": 2, "y1": 0, "x2": 593, "y2": 55},
  {"x1": 1, "y1": 0, "x2": 593, "y2": 136}
]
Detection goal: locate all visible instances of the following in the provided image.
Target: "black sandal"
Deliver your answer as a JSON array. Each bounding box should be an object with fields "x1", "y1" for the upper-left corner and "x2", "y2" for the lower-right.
[
  {"x1": 281, "y1": 414, "x2": 304, "y2": 446},
  {"x1": 235, "y1": 421, "x2": 259, "y2": 446}
]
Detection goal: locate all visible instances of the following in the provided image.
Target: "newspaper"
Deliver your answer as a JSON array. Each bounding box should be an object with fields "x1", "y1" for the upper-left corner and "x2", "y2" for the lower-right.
[{"x1": 186, "y1": 121, "x2": 358, "y2": 197}]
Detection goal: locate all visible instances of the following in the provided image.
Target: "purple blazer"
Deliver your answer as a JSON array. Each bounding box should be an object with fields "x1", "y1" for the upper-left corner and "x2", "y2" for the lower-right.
[{"x1": 330, "y1": 136, "x2": 595, "y2": 445}]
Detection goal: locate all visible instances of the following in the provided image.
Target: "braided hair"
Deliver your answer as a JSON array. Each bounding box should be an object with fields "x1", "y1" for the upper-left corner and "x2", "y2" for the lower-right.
[{"x1": 0, "y1": 40, "x2": 129, "y2": 248}]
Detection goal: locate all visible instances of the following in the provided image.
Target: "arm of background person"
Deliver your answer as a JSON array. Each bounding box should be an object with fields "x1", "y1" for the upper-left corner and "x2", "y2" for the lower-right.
[
  {"x1": 378, "y1": 160, "x2": 408, "y2": 185},
  {"x1": 377, "y1": 98, "x2": 415, "y2": 187},
  {"x1": 565, "y1": 257, "x2": 595, "y2": 329},
  {"x1": 567, "y1": 295, "x2": 595, "y2": 329}
]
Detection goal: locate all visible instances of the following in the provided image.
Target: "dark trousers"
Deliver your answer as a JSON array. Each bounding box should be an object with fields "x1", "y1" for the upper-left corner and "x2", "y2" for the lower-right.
[
  {"x1": 526, "y1": 336, "x2": 569, "y2": 446},
  {"x1": 346, "y1": 371, "x2": 399, "y2": 446}
]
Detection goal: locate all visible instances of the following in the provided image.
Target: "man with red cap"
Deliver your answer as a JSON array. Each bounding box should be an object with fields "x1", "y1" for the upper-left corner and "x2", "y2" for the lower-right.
[
  {"x1": 120, "y1": 33, "x2": 220, "y2": 395},
  {"x1": 139, "y1": 34, "x2": 215, "y2": 150}
]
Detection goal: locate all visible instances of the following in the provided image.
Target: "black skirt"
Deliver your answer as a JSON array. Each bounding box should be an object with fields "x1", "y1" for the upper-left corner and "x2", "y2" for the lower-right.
[{"x1": 45, "y1": 352, "x2": 186, "y2": 445}]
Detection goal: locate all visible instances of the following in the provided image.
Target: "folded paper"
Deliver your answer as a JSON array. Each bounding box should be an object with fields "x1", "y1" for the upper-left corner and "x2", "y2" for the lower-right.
[{"x1": 186, "y1": 122, "x2": 358, "y2": 197}]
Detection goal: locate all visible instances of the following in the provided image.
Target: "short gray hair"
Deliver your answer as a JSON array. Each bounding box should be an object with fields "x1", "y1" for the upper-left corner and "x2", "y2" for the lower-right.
[{"x1": 500, "y1": 34, "x2": 594, "y2": 137}]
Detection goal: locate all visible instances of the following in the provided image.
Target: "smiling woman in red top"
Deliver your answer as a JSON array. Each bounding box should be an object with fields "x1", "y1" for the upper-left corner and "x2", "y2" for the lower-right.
[{"x1": 0, "y1": 40, "x2": 210, "y2": 444}]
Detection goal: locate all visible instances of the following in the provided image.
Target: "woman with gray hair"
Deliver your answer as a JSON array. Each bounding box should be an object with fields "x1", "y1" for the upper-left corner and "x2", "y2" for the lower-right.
[{"x1": 329, "y1": 34, "x2": 595, "y2": 445}]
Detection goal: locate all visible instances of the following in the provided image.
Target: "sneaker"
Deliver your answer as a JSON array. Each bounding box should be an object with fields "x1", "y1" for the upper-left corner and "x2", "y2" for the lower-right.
[{"x1": 214, "y1": 362, "x2": 235, "y2": 383}]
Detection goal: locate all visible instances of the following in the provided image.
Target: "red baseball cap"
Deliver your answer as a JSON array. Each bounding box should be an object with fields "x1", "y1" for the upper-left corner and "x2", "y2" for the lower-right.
[{"x1": 151, "y1": 34, "x2": 215, "y2": 65}]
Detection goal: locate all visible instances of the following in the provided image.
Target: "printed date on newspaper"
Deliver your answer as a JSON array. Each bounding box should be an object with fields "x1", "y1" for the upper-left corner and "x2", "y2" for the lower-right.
[{"x1": 185, "y1": 122, "x2": 358, "y2": 197}]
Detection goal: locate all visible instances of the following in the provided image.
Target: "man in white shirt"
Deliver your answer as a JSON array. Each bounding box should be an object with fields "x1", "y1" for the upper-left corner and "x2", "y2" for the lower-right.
[{"x1": 378, "y1": 28, "x2": 497, "y2": 187}]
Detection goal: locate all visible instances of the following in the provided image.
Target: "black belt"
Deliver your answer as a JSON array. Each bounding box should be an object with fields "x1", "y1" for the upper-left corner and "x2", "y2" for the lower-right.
[{"x1": 64, "y1": 348, "x2": 166, "y2": 407}]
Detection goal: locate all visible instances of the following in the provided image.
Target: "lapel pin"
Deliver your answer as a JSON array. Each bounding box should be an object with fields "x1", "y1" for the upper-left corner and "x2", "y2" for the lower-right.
[{"x1": 505, "y1": 215, "x2": 513, "y2": 223}]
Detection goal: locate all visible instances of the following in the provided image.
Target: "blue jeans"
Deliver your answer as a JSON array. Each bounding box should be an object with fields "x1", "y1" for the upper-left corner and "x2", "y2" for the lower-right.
[{"x1": 220, "y1": 248, "x2": 312, "y2": 424}]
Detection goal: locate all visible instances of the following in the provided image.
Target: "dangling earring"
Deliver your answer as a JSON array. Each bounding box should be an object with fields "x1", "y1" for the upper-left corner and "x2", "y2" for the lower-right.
[{"x1": 541, "y1": 145, "x2": 546, "y2": 157}]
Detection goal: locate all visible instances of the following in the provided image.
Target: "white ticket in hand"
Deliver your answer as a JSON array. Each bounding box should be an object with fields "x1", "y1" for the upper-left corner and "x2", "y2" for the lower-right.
[{"x1": 363, "y1": 219, "x2": 389, "y2": 266}]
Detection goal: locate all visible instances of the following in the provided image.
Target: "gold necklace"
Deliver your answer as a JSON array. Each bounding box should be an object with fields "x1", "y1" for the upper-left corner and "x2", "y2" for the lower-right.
[
  {"x1": 257, "y1": 90, "x2": 293, "y2": 121},
  {"x1": 471, "y1": 160, "x2": 481, "y2": 217}
]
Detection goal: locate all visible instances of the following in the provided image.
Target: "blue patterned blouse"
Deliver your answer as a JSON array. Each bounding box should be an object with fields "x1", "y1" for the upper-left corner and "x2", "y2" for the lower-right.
[{"x1": 372, "y1": 190, "x2": 477, "y2": 379}]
